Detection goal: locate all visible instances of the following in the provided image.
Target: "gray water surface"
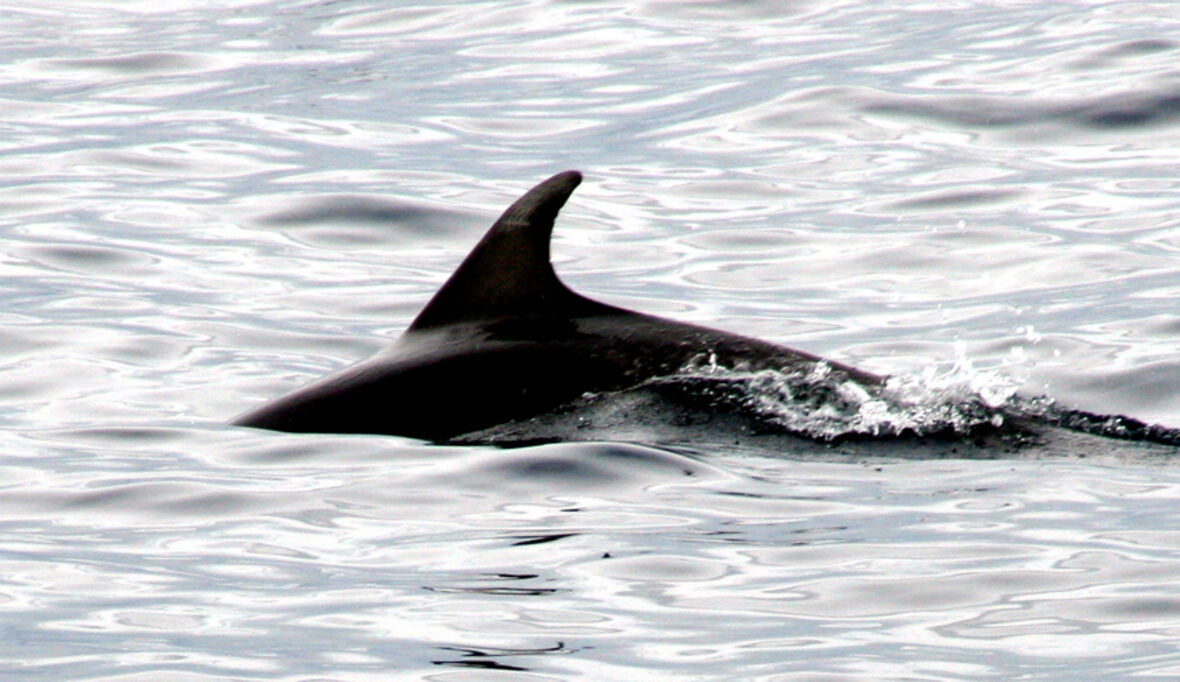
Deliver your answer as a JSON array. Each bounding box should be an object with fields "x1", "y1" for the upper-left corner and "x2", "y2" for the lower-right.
[{"x1": 3, "y1": 1, "x2": 1180, "y2": 679}]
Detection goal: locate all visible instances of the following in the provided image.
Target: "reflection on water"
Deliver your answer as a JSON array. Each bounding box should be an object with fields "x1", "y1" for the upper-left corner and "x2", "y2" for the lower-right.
[
  {"x1": 4, "y1": 429, "x2": 1180, "y2": 679},
  {"x1": 2, "y1": 0, "x2": 1180, "y2": 679}
]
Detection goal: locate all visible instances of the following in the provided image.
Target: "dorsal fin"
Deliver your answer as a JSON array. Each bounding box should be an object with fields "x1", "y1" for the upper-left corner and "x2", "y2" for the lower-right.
[{"x1": 408, "y1": 170, "x2": 616, "y2": 331}]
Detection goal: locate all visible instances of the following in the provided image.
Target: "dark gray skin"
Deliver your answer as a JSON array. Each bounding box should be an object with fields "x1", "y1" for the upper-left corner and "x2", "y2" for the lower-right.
[{"x1": 233, "y1": 171, "x2": 881, "y2": 441}]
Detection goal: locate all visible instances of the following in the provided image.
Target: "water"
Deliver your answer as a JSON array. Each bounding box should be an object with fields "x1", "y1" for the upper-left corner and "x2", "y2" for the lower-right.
[{"x1": 3, "y1": 1, "x2": 1180, "y2": 678}]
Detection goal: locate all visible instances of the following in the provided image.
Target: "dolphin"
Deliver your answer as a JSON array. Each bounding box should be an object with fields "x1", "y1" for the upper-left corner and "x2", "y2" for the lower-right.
[{"x1": 233, "y1": 170, "x2": 881, "y2": 441}]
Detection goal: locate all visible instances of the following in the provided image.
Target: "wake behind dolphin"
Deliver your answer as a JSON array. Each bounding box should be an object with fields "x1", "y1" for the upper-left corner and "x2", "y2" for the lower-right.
[
  {"x1": 233, "y1": 171, "x2": 1180, "y2": 455},
  {"x1": 233, "y1": 171, "x2": 882, "y2": 441}
]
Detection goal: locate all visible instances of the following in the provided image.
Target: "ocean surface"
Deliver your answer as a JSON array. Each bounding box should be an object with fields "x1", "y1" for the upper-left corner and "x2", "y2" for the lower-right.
[{"x1": 3, "y1": 1, "x2": 1180, "y2": 679}]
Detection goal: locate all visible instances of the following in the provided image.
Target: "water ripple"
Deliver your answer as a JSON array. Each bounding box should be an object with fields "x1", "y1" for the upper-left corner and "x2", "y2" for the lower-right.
[{"x1": 2, "y1": 0, "x2": 1180, "y2": 679}]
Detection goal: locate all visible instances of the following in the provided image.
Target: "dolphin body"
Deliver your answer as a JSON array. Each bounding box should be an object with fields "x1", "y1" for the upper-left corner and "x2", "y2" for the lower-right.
[{"x1": 233, "y1": 171, "x2": 881, "y2": 441}]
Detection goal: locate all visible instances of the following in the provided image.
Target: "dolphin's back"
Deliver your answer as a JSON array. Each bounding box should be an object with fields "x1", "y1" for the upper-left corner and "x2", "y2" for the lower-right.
[{"x1": 235, "y1": 311, "x2": 873, "y2": 440}]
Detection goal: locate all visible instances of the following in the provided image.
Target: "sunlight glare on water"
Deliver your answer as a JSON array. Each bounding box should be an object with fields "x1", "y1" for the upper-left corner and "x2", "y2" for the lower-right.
[{"x1": 2, "y1": 1, "x2": 1180, "y2": 679}]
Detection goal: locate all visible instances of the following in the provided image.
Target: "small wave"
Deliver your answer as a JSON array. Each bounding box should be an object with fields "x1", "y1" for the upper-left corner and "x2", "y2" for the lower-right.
[
  {"x1": 664, "y1": 355, "x2": 1180, "y2": 448},
  {"x1": 863, "y1": 88, "x2": 1180, "y2": 133},
  {"x1": 1007, "y1": 396, "x2": 1180, "y2": 447}
]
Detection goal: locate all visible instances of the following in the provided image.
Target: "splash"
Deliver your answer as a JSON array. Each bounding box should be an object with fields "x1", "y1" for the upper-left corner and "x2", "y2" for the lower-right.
[
  {"x1": 667, "y1": 349, "x2": 1025, "y2": 441},
  {"x1": 665, "y1": 351, "x2": 1180, "y2": 447}
]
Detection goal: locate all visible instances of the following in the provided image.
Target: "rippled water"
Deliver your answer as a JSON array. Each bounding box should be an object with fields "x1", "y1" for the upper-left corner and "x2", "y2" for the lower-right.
[{"x1": 4, "y1": 1, "x2": 1180, "y2": 679}]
